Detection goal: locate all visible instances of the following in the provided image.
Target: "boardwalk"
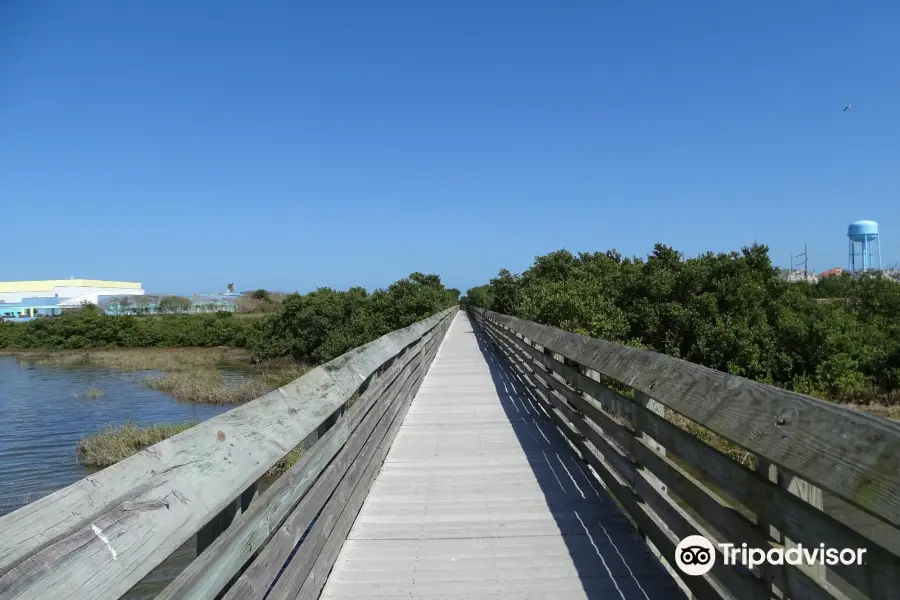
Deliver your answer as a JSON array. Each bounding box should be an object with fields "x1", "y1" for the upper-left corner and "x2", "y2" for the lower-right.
[
  {"x1": 5, "y1": 309, "x2": 898, "y2": 600},
  {"x1": 321, "y1": 312, "x2": 684, "y2": 599}
]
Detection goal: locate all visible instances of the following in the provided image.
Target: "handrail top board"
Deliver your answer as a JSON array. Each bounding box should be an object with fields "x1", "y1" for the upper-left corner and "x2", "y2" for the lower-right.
[
  {"x1": 0, "y1": 307, "x2": 457, "y2": 600},
  {"x1": 474, "y1": 308, "x2": 900, "y2": 528}
]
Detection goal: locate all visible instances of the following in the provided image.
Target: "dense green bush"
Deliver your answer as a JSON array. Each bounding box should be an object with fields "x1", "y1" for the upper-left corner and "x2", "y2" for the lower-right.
[
  {"x1": 465, "y1": 244, "x2": 900, "y2": 403},
  {"x1": 249, "y1": 273, "x2": 458, "y2": 363},
  {"x1": 0, "y1": 307, "x2": 255, "y2": 349},
  {"x1": 1, "y1": 273, "x2": 460, "y2": 366}
]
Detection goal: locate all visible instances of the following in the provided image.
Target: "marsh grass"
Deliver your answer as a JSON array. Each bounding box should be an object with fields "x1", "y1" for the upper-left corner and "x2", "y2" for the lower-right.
[
  {"x1": 142, "y1": 363, "x2": 309, "y2": 404},
  {"x1": 77, "y1": 422, "x2": 303, "y2": 477},
  {"x1": 3, "y1": 347, "x2": 250, "y2": 371},
  {"x1": 143, "y1": 371, "x2": 268, "y2": 404},
  {"x1": 273, "y1": 447, "x2": 305, "y2": 477},
  {"x1": 852, "y1": 403, "x2": 900, "y2": 420},
  {"x1": 70, "y1": 387, "x2": 108, "y2": 400},
  {"x1": 77, "y1": 423, "x2": 194, "y2": 467},
  {"x1": 4, "y1": 347, "x2": 310, "y2": 405}
]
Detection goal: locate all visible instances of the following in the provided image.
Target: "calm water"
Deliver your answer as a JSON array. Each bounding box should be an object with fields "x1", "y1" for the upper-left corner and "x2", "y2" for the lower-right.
[{"x1": 0, "y1": 356, "x2": 239, "y2": 598}]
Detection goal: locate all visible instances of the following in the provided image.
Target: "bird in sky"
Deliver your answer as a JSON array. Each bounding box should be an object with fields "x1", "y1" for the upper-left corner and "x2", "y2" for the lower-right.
[{"x1": 843, "y1": 103, "x2": 852, "y2": 112}]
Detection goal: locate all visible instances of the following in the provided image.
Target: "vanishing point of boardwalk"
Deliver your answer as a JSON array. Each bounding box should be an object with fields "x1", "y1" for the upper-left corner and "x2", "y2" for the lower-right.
[{"x1": 321, "y1": 313, "x2": 684, "y2": 599}]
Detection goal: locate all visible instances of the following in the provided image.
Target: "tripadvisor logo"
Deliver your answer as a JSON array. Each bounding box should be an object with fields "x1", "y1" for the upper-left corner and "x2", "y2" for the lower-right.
[
  {"x1": 675, "y1": 535, "x2": 716, "y2": 576},
  {"x1": 675, "y1": 535, "x2": 868, "y2": 577}
]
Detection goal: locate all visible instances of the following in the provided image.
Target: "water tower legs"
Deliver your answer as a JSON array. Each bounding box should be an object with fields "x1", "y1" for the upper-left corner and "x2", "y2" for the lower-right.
[{"x1": 862, "y1": 238, "x2": 869, "y2": 271}]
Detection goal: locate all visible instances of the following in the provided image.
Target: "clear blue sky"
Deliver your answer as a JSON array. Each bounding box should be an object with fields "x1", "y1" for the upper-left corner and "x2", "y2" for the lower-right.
[{"x1": 2, "y1": 2, "x2": 898, "y2": 294}]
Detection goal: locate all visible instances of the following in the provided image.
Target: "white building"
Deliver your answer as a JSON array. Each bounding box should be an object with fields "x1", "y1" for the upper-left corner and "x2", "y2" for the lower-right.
[
  {"x1": 0, "y1": 279, "x2": 145, "y2": 305},
  {"x1": 781, "y1": 270, "x2": 819, "y2": 284}
]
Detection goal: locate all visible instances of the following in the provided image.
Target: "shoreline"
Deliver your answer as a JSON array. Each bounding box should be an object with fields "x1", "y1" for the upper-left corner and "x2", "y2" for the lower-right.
[{"x1": 1, "y1": 348, "x2": 311, "y2": 479}]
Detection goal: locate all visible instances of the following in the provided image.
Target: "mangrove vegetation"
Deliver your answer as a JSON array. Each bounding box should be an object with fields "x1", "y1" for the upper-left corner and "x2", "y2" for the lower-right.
[{"x1": 464, "y1": 243, "x2": 900, "y2": 415}]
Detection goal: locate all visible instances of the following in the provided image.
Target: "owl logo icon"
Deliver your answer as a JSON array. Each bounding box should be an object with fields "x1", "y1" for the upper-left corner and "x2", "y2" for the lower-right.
[{"x1": 675, "y1": 535, "x2": 716, "y2": 576}]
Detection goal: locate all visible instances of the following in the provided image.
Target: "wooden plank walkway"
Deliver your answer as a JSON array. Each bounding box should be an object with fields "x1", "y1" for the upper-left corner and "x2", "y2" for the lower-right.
[{"x1": 320, "y1": 312, "x2": 685, "y2": 599}]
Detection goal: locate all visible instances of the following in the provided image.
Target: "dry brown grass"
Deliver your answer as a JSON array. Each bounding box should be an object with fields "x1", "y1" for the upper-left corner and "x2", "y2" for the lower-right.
[
  {"x1": 77, "y1": 423, "x2": 194, "y2": 467},
  {"x1": 234, "y1": 292, "x2": 287, "y2": 314},
  {"x1": 77, "y1": 422, "x2": 303, "y2": 477},
  {"x1": 665, "y1": 410, "x2": 757, "y2": 468},
  {"x1": 142, "y1": 363, "x2": 309, "y2": 404},
  {"x1": 142, "y1": 371, "x2": 265, "y2": 404},
  {"x1": 4, "y1": 347, "x2": 309, "y2": 405},
  {"x1": 850, "y1": 403, "x2": 900, "y2": 421},
  {"x1": 3, "y1": 347, "x2": 251, "y2": 371},
  {"x1": 141, "y1": 363, "x2": 309, "y2": 404}
]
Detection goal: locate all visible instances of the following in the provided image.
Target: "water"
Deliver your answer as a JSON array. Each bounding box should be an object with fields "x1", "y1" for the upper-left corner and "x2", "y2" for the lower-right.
[{"x1": 0, "y1": 356, "x2": 238, "y2": 598}]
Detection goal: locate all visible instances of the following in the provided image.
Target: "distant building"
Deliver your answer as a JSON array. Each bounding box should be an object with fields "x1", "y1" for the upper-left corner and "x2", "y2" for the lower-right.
[
  {"x1": 818, "y1": 267, "x2": 844, "y2": 278},
  {"x1": 99, "y1": 293, "x2": 236, "y2": 315},
  {"x1": 781, "y1": 270, "x2": 819, "y2": 284},
  {"x1": 0, "y1": 279, "x2": 144, "y2": 320},
  {"x1": 0, "y1": 279, "x2": 144, "y2": 303},
  {"x1": 0, "y1": 297, "x2": 64, "y2": 320}
]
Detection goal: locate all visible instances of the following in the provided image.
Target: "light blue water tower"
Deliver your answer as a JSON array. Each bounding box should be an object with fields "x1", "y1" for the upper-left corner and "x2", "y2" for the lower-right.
[{"x1": 848, "y1": 220, "x2": 882, "y2": 275}]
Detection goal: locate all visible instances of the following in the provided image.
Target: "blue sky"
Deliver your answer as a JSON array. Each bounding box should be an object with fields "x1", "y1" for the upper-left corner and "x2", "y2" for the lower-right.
[{"x1": 2, "y1": 2, "x2": 898, "y2": 294}]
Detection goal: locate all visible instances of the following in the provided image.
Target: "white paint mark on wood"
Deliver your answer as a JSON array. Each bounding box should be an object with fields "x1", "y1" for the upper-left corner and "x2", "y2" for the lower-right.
[{"x1": 91, "y1": 524, "x2": 117, "y2": 561}]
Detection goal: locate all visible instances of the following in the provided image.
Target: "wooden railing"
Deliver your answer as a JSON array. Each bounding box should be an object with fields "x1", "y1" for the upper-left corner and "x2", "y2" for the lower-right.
[
  {"x1": 0, "y1": 307, "x2": 457, "y2": 600},
  {"x1": 471, "y1": 308, "x2": 900, "y2": 600}
]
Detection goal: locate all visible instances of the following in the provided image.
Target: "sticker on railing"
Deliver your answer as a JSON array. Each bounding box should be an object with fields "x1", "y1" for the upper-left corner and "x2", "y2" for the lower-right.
[{"x1": 674, "y1": 535, "x2": 867, "y2": 576}]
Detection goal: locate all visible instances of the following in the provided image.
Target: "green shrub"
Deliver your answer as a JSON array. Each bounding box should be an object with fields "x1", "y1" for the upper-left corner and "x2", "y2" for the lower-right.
[
  {"x1": 1, "y1": 273, "x2": 459, "y2": 367},
  {"x1": 467, "y1": 244, "x2": 900, "y2": 403},
  {"x1": 249, "y1": 273, "x2": 457, "y2": 364}
]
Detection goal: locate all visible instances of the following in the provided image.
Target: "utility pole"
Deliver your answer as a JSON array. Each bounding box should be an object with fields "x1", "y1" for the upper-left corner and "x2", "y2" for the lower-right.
[
  {"x1": 804, "y1": 243, "x2": 808, "y2": 279},
  {"x1": 793, "y1": 244, "x2": 809, "y2": 280}
]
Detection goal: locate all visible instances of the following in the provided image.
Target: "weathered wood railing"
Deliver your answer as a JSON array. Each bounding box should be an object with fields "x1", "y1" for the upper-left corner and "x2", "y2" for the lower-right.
[
  {"x1": 0, "y1": 306, "x2": 457, "y2": 600},
  {"x1": 471, "y1": 308, "x2": 900, "y2": 600}
]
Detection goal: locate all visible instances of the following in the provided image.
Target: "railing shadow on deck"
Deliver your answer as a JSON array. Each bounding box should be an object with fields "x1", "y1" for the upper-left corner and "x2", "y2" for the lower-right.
[{"x1": 464, "y1": 315, "x2": 686, "y2": 599}]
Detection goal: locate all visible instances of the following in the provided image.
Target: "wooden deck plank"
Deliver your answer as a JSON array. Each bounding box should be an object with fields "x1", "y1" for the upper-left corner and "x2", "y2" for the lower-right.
[{"x1": 320, "y1": 312, "x2": 684, "y2": 599}]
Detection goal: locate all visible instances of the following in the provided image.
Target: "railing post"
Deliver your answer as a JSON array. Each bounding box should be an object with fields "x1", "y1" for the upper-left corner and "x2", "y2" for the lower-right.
[
  {"x1": 633, "y1": 391, "x2": 667, "y2": 495},
  {"x1": 631, "y1": 391, "x2": 686, "y2": 591},
  {"x1": 197, "y1": 481, "x2": 258, "y2": 555},
  {"x1": 755, "y1": 457, "x2": 836, "y2": 596},
  {"x1": 754, "y1": 456, "x2": 786, "y2": 598}
]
